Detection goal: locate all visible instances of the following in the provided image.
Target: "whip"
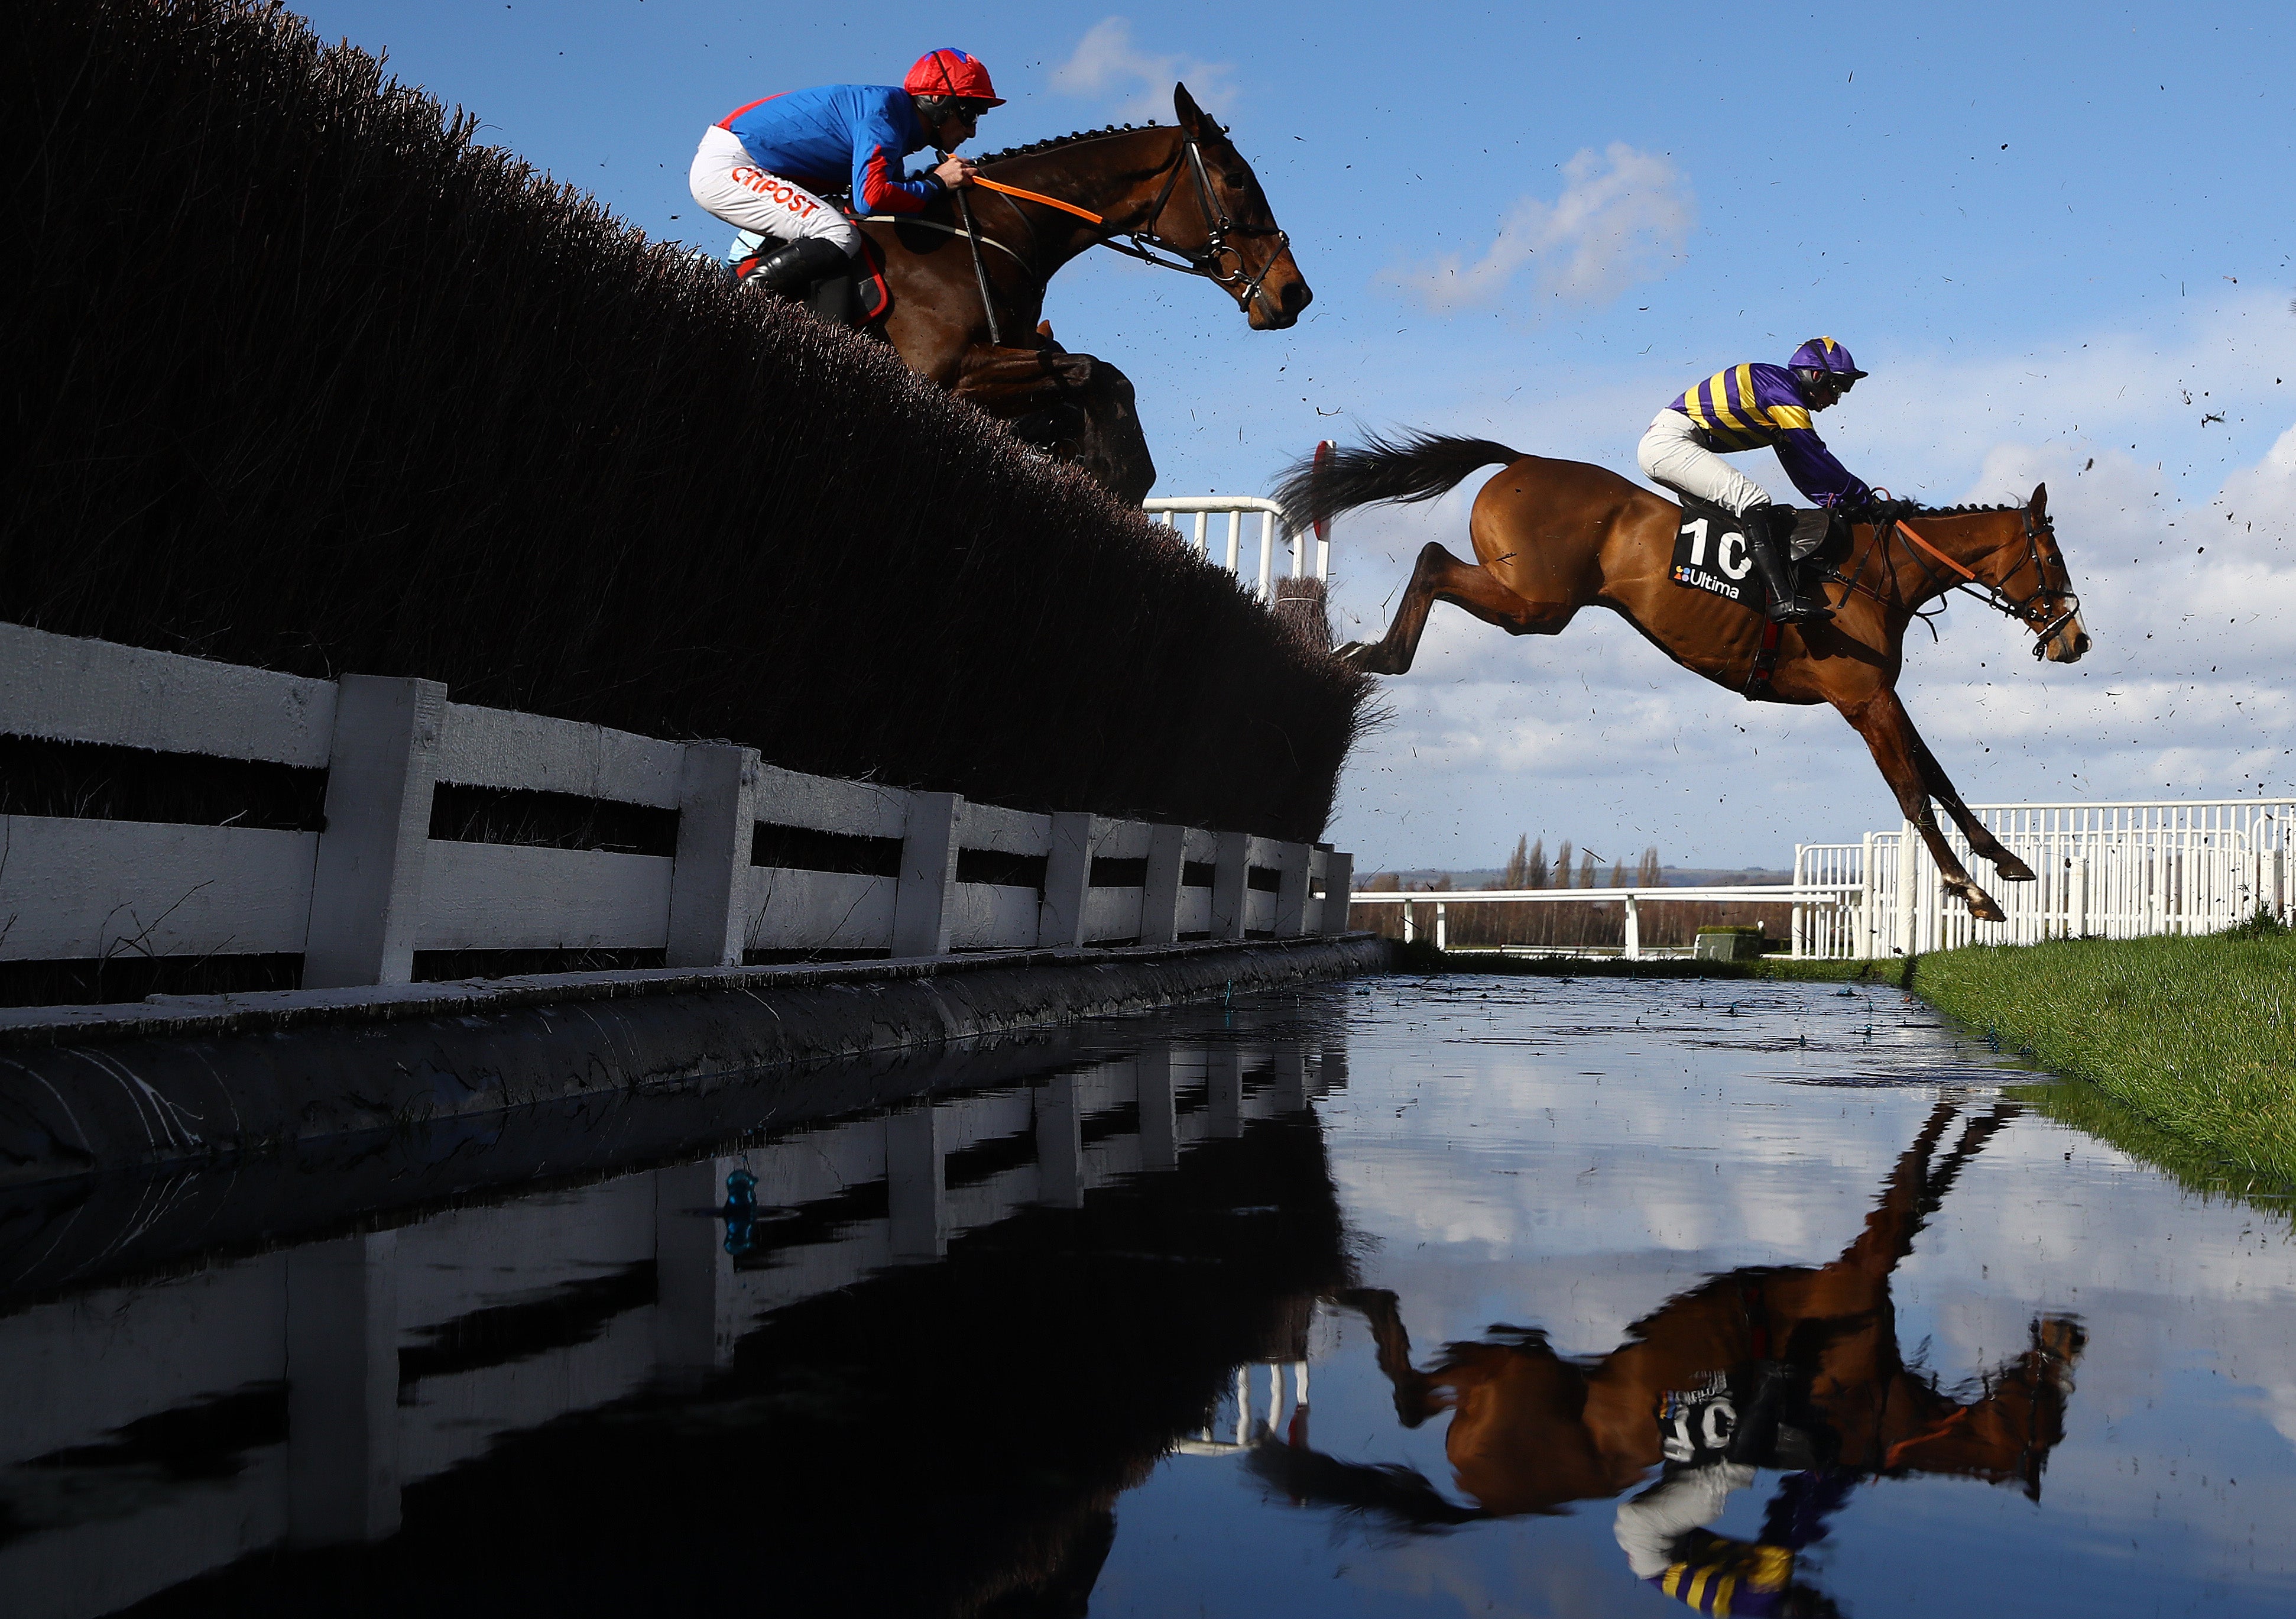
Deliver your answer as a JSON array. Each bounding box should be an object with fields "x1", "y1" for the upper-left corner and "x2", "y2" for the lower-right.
[{"x1": 943, "y1": 151, "x2": 1003, "y2": 347}]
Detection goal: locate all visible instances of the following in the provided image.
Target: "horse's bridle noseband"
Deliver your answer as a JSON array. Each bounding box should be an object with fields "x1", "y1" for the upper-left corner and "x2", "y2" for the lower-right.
[
  {"x1": 1092, "y1": 135, "x2": 1292, "y2": 319},
  {"x1": 1881, "y1": 504, "x2": 2081, "y2": 657}
]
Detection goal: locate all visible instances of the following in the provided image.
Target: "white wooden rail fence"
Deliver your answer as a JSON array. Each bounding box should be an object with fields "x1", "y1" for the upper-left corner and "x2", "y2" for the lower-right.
[
  {"x1": 1802, "y1": 798, "x2": 2293, "y2": 958},
  {"x1": 0, "y1": 623, "x2": 1355, "y2": 992},
  {"x1": 1341, "y1": 885, "x2": 1859, "y2": 961},
  {"x1": 1144, "y1": 496, "x2": 1327, "y2": 604},
  {"x1": 1344, "y1": 798, "x2": 2292, "y2": 962}
]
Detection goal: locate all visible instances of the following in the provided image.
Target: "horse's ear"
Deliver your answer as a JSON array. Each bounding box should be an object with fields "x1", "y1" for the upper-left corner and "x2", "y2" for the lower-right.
[
  {"x1": 1173, "y1": 82, "x2": 1207, "y2": 135},
  {"x1": 2029, "y1": 481, "x2": 2048, "y2": 519}
]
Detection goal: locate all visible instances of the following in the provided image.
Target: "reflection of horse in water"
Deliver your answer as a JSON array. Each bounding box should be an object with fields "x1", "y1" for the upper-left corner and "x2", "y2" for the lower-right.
[{"x1": 1253, "y1": 1101, "x2": 2084, "y2": 1615}]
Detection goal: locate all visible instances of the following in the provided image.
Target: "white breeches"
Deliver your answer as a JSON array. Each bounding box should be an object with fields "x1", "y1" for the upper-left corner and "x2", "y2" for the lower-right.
[
  {"x1": 687, "y1": 125, "x2": 861, "y2": 255},
  {"x1": 1636, "y1": 409, "x2": 1772, "y2": 516}
]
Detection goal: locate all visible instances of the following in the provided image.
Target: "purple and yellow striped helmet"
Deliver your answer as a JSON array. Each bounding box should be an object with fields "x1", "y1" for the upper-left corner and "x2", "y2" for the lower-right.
[{"x1": 1789, "y1": 336, "x2": 1867, "y2": 382}]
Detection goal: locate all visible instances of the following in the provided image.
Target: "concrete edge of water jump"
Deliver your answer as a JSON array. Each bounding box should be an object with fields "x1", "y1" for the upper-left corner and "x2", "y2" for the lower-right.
[{"x1": 0, "y1": 934, "x2": 1389, "y2": 1191}]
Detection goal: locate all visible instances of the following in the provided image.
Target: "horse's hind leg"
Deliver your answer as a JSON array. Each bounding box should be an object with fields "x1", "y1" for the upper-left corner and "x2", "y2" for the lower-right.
[
  {"x1": 1839, "y1": 688, "x2": 2006, "y2": 922},
  {"x1": 1906, "y1": 729, "x2": 2037, "y2": 882},
  {"x1": 1341, "y1": 542, "x2": 1573, "y2": 675}
]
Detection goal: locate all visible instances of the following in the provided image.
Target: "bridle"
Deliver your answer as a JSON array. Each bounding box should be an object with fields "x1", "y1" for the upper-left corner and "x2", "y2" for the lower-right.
[
  {"x1": 862, "y1": 128, "x2": 1293, "y2": 325},
  {"x1": 1872, "y1": 504, "x2": 2082, "y2": 658},
  {"x1": 1089, "y1": 133, "x2": 1292, "y2": 320}
]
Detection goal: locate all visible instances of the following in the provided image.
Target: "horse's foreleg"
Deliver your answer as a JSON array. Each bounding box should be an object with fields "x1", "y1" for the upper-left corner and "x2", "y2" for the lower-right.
[
  {"x1": 1332, "y1": 1288, "x2": 1446, "y2": 1427},
  {"x1": 1905, "y1": 729, "x2": 2037, "y2": 882},
  {"x1": 1839, "y1": 688, "x2": 2006, "y2": 922},
  {"x1": 1341, "y1": 542, "x2": 1572, "y2": 675}
]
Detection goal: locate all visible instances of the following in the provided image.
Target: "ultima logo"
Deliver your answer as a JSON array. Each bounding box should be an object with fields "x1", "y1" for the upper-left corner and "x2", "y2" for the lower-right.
[{"x1": 1670, "y1": 516, "x2": 1755, "y2": 604}]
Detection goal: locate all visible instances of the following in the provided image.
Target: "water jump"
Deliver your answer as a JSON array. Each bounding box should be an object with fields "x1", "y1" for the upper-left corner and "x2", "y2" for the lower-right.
[
  {"x1": 1280, "y1": 340, "x2": 2092, "y2": 923},
  {"x1": 689, "y1": 52, "x2": 1308, "y2": 500}
]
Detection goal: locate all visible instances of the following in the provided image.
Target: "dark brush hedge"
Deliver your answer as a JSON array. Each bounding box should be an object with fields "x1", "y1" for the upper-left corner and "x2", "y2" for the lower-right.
[{"x1": 2, "y1": 0, "x2": 1367, "y2": 841}]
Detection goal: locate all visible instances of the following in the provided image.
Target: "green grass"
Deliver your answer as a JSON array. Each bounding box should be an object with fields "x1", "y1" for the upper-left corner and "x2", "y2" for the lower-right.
[{"x1": 1910, "y1": 930, "x2": 2296, "y2": 1187}]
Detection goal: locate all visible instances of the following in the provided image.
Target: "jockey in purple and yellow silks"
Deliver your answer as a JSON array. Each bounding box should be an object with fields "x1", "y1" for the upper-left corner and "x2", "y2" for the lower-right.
[
  {"x1": 1637, "y1": 338, "x2": 1875, "y2": 623},
  {"x1": 686, "y1": 49, "x2": 1003, "y2": 319}
]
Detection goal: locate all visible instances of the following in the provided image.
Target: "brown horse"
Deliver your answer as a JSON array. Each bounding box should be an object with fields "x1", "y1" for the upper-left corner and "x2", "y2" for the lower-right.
[
  {"x1": 1279, "y1": 435, "x2": 2091, "y2": 920},
  {"x1": 858, "y1": 84, "x2": 1309, "y2": 501},
  {"x1": 1251, "y1": 1100, "x2": 2086, "y2": 1608}
]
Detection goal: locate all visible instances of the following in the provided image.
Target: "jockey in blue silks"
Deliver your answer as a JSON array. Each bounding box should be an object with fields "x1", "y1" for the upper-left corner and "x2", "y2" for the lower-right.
[
  {"x1": 1637, "y1": 338, "x2": 1875, "y2": 623},
  {"x1": 687, "y1": 48, "x2": 1004, "y2": 322}
]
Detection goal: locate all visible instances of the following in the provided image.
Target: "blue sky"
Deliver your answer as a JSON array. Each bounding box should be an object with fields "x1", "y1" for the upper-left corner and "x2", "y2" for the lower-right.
[{"x1": 296, "y1": 0, "x2": 2296, "y2": 872}]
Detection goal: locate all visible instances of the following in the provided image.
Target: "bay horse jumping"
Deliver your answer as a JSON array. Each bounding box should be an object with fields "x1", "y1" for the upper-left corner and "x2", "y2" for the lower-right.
[
  {"x1": 1279, "y1": 435, "x2": 2090, "y2": 920},
  {"x1": 1251, "y1": 1100, "x2": 2086, "y2": 1611},
  {"x1": 859, "y1": 83, "x2": 1308, "y2": 501}
]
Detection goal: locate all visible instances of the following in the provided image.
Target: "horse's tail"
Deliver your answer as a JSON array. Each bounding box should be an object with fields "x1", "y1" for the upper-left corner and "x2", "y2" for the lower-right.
[
  {"x1": 1244, "y1": 1439, "x2": 1490, "y2": 1533},
  {"x1": 1274, "y1": 430, "x2": 1523, "y2": 531}
]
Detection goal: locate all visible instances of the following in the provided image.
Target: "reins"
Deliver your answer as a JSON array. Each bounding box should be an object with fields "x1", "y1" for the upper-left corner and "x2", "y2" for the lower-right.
[
  {"x1": 967, "y1": 174, "x2": 1101, "y2": 223},
  {"x1": 899, "y1": 129, "x2": 1291, "y2": 335},
  {"x1": 1830, "y1": 503, "x2": 2079, "y2": 658},
  {"x1": 1091, "y1": 135, "x2": 1292, "y2": 316}
]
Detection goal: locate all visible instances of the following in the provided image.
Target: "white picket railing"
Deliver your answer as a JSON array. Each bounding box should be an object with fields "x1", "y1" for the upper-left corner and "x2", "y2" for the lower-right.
[
  {"x1": 1344, "y1": 799, "x2": 2292, "y2": 962},
  {"x1": 1343, "y1": 885, "x2": 1857, "y2": 960},
  {"x1": 1810, "y1": 798, "x2": 2294, "y2": 958},
  {"x1": 0, "y1": 622, "x2": 1356, "y2": 1000},
  {"x1": 1144, "y1": 495, "x2": 1325, "y2": 603}
]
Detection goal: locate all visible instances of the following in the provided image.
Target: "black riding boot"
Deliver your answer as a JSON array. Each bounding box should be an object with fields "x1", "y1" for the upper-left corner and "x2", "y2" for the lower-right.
[
  {"x1": 1744, "y1": 506, "x2": 1832, "y2": 623},
  {"x1": 739, "y1": 237, "x2": 847, "y2": 296}
]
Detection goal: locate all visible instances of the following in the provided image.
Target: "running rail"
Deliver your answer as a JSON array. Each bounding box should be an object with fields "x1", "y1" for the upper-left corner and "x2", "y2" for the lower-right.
[{"x1": 1144, "y1": 495, "x2": 1324, "y2": 602}]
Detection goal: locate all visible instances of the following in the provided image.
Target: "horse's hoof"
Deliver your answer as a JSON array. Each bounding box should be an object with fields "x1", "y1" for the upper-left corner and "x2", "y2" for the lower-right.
[
  {"x1": 1957, "y1": 886, "x2": 2007, "y2": 923},
  {"x1": 1334, "y1": 640, "x2": 1392, "y2": 674},
  {"x1": 1992, "y1": 854, "x2": 2038, "y2": 883}
]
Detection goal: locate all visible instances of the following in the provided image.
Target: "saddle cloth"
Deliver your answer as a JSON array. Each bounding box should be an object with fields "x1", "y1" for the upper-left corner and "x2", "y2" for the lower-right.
[
  {"x1": 1665, "y1": 499, "x2": 1844, "y2": 613},
  {"x1": 1667, "y1": 496, "x2": 1767, "y2": 613}
]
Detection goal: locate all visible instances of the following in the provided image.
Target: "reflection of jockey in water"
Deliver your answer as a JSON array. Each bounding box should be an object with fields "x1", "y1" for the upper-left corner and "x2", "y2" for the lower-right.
[
  {"x1": 1637, "y1": 337, "x2": 1877, "y2": 624},
  {"x1": 1251, "y1": 1101, "x2": 2086, "y2": 1617},
  {"x1": 687, "y1": 48, "x2": 1002, "y2": 325}
]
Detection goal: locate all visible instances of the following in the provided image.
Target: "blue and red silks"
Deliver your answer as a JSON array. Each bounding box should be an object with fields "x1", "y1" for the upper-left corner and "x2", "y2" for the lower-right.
[{"x1": 718, "y1": 84, "x2": 941, "y2": 215}]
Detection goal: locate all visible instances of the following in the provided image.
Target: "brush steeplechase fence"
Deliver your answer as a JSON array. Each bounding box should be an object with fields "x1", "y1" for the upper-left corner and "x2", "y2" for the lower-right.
[
  {"x1": 1144, "y1": 496, "x2": 1327, "y2": 604},
  {"x1": 0, "y1": 623, "x2": 1356, "y2": 1002},
  {"x1": 1348, "y1": 799, "x2": 2292, "y2": 961}
]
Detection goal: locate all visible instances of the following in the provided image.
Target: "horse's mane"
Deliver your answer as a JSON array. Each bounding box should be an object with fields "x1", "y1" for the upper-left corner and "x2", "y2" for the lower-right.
[
  {"x1": 1906, "y1": 501, "x2": 2025, "y2": 516},
  {"x1": 973, "y1": 122, "x2": 1163, "y2": 167}
]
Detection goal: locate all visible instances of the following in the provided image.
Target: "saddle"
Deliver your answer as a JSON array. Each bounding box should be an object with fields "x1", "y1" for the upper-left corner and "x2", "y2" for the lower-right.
[{"x1": 731, "y1": 228, "x2": 892, "y2": 326}]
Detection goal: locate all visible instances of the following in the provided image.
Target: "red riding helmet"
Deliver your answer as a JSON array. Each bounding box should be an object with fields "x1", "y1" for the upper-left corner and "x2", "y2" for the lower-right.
[{"x1": 904, "y1": 48, "x2": 1005, "y2": 108}]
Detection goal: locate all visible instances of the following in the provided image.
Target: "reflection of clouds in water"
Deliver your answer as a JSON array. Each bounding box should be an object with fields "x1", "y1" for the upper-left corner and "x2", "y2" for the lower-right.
[
  {"x1": 1317, "y1": 981, "x2": 2296, "y2": 1607},
  {"x1": 2252, "y1": 1384, "x2": 2296, "y2": 1454},
  {"x1": 1347, "y1": 1516, "x2": 1653, "y2": 1619}
]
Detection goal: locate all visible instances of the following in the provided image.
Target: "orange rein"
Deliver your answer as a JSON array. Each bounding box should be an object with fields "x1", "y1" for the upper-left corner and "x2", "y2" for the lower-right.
[
  {"x1": 1892, "y1": 518, "x2": 1979, "y2": 582},
  {"x1": 965, "y1": 175, "x2": 1103, "y2": 225},
  {"x1": 1830, "y1": 510, "x2": 1973, "y2": 612}
]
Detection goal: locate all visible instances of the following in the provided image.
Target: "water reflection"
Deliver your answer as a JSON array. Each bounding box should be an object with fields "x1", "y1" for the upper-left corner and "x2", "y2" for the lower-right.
[
  {"x1": 0, "y1": 1011, "x2": 1348, "y2": 1618},
  {"x1": 8, "y1": 978, "x2": 2295, "y2": 1617},
  {"x1": 1255, "y1": 1099, "x2": 2084, "y2": 1616}
]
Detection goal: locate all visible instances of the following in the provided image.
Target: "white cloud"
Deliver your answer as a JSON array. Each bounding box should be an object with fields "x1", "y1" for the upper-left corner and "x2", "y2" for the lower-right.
[
  {"x1": 1390, "y1": 144, "x2": 1695, "y2": 313},
  {"x1": 1049, "y1": 18, "x2": 1235, "y2": 125}
]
